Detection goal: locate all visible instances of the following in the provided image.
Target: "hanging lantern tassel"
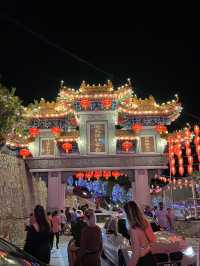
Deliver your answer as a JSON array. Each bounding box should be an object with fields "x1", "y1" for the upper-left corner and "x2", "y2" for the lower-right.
[
  {"x1": 62, "y1": 142, "x2": 72, "y2": 153},
  {"x1": 19, "y1": 149, "x2": 31, "y2": 159}
]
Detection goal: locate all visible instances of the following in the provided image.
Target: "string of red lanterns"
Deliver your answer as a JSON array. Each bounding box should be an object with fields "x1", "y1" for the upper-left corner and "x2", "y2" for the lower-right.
[
  {"x1": 102, "y1": 98, "x2": 112, "y2": 109},
  {"x1": 155, "y1": 124, "x2": 167, "y2": 134},
  {"x1": 51, "y1": 127, "x2": 61, "y2": 135},
  {"x1": 74, "y1": 170, "x2": 124, "y2": 181},
  {"x1": 168, "y1": 125, "x2": 200, "y2": 176},
  {"x1": 132, "y1": 123, "x2": 143, "y2": 133}
]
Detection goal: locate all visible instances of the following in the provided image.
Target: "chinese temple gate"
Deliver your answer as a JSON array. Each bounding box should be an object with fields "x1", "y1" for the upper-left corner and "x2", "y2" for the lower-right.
[{"x1": 6, "y1": 80, "x2": 182, "y2": 210}]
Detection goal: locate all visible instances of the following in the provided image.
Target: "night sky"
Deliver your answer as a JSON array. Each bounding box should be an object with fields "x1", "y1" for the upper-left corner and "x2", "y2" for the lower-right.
[{"x1": 0, "y1": 3, "x2": 200, "y2": 129}]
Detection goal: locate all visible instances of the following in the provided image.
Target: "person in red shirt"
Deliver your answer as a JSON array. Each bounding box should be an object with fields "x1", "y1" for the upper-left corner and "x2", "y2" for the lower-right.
[{"x1": 52, "y1": 211, "x2": 61, "y2": 249}]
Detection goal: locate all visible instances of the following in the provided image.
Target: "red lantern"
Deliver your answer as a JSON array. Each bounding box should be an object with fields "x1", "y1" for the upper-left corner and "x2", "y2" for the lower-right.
[
  {"x1": 185, "y1": 139, "x2": 190, "y2": 148},
  {"x1": 179, "y1": 166, "x2": 184, "y2": 176},
  {"x1": 167, "y1": 136, "x2": 174, "y2": 144},
  {"x1": 62, "y1": 142, "x2": 72, "y2": 153},
  {"x1": 122, "y1": 141, "x2": 133, "y2": 152},
  {"x1": 155, "y1": 124, "x2": 167, "y2": 134},
  {"x1": 76, "y1": 172, "x2": 84, "y2": 179},
  {"x1": 194, "y1": 136, "x2": 200, "y2": 146},
  {"x1": 186, "y1": 148, "x2": 191, "y2": 157},
  {"x1": 170, "y1": 158, "x2": 175, "y2": 166},
  {"x1": 112, "y1": 170, "x2": 121, "y2": 180},
  {"x1": 188, "y1": 156, "x2": 193, "y2": 165},
  {"x1": 196, "y1": 145, "x2": 200, "y2": 155},
  {"x1": 94, "y1": 170, "x2": 102, "y2": 180},
  {"x1": 194, "y1": 125, "x2": 200, "y2": 135},
  {"x1": 132, "y1": 123, "x2": 143, "y2": 133},
  {"x1": 187, "y1": 165, "x2": 193, "y2": 175},
  {"x1": 198, "y1": 154, "x2": 200, "y2": 162},
  {"x1": 177, "y1": 150, "x2": 182, "y2": 158},
  {"x1": 80, "y1": 98, "x2": 91, "y2": 110},
  {"x1": 29, "y1": 127, "x2": 39, "y2": 137},
  {"x1": 185, "y1": 128, "x2": 191, "y2": 139},
  {"x1": 102, "y1": 98, "x2": 112, "y2": 109},
  {"x1": 178, "y1": 158, "x2": 183, "y2": 166},
  {"x1": 51, "y1": 127, "x2": 61, "y2": 135},
  {"x1": 176, "y1": 132, "x2": 182, "y2": 140},
  {"x1": 103, "y1": 170, "x2": 111, "y2": 180},
  {"x1": 85, "y1": 171, "x2": 93, "y2": 180},
  {"x1": 19, "y1": 149, "x2": 31, "y2": 159},
  {"x1": 171, "y1": 166, "x2": 176, "y2": 176}
]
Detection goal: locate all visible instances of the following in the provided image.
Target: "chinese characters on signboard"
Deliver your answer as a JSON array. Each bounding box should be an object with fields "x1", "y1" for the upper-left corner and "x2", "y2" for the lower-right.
[
  {"x1": 40, "y1": 139, "x2": 55, "y2": 156},
  {"x1": 140, "y1": 136, "x2": 155, "y2": 152},
  {"x1": 89, "y1": 123, "x2": 106, "y2": 153}
]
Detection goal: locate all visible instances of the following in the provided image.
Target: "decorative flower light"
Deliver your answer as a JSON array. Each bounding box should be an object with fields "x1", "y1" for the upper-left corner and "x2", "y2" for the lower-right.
[
  {"x1": 29, "y1": 127, "x2": 39, "y2": 137},
  {"x1": 132, "y1": 123, "x2": 143, "y2": 133},
  {"x1": 102, "y1": 98, "x2": 112, "y2": 109},
  {"x1": 194, "y1": 125, "x2": 200, "y2": 136},
  {"x1": 122, "y1": 141, "x2": 133, "y2": 152},
  {"x1": 19, "y1": 148, "x2": 31, "y2": 159},
  {"x1": 62, "y1": 142, "x2": 72, "y2": 153}
]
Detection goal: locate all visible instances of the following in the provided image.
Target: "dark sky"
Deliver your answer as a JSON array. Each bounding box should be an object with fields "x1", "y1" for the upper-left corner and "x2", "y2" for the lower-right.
[{"x1": 0, "y1": 3, "x2": 200, "y2": 129}]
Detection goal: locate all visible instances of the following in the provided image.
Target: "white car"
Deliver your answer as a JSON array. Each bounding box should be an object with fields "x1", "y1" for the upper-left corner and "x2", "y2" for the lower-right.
[{"x1": 102, "y1": 216, "x2": 197, "y2": 266}]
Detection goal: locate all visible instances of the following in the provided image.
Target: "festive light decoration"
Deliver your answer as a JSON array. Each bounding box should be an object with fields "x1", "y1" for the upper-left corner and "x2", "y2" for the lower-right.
[
  {"x1": 29, "y1": 127, "x2": 39, "y2": 137},
  {"x1": 102, "y1": 98, "x2": 112, "y2": 109},
  {"x1": 186, "y1": 148, "x2": 191, "y2": 156},
  {"x1": 19, "y1": 148, "x2": 31, "y2": 159},
  {"x1": 51, "y1": 127, "x2": 61, "y2": 135},
  {"x1": 188, "y1": 155, "x2": 193, "y2": 165},
  {"x1": 185, "y1": 128, "x2": 191, "y2": 139},
  {"x1": 155, "y1": 124, "x2": 167, "y2": 134},
  {"x1": 171, "y1": 166, "x2": 176, "y2": 175},
  {"x1": 185, "y1": 139, "x2": 190, "y2": 148},
  {"x1": 80, "y1": 98, "x2": 91, "y2": 110},
  {"x1": 122, "y1": 141, "x2": 133, "y2": 152},
  {"x1": 132, "y1": 123, "x2": 143, "y2": 133},
  {"x1": 103, "y1": 170, "x2": 111, "y2": 180},
  {"x1": 194, "y1": 136, "x2": 200, "y2": 146},
  {"x1": 62, "y1": 142, "x2": 72, "y2": 153},
  {"x1": 178, "y1": 158, "x2": 183, "y2": 166}
]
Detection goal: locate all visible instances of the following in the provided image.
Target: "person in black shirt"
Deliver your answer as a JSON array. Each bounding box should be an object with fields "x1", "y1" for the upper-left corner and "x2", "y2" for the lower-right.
[{"x1": 24, "y1": 205, "x2": 51, "y2": 264}]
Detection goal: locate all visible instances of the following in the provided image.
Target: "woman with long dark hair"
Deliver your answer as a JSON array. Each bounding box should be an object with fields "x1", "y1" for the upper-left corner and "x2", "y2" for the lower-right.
[
  {"x1": 24, "y1": 205, "x2": 51, "y2": 264},
  {"x1": 124, "y1": 201, "x2": 156, "y2": 266}
]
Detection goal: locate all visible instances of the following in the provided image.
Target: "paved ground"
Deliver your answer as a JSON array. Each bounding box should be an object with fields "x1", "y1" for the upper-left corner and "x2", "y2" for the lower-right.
[{"x1": 50, "y1": 235, "x2": 112, "y2": 266}]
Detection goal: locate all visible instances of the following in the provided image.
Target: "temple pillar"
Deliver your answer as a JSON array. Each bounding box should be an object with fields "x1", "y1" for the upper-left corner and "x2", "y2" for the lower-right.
[
  {"x1": 134, "y1": 169, "x2": 151, "y2": 208},
  {"x1": 48, "y1": 172, "x2": 65, "y2": 211}
]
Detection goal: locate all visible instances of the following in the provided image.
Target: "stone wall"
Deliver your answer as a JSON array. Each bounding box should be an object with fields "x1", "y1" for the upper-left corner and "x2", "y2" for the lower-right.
[{"x1": 0, "y1": 153, "x2": 47, "y2": 246}]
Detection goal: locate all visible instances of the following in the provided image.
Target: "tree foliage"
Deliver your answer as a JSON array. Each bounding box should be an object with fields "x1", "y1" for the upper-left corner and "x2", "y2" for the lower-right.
[{"x1": 0, "y1": 84, "x2": 24, "y2": 143}]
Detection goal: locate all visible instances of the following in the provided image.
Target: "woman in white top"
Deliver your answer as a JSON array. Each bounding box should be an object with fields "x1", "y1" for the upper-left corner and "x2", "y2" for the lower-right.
[{"x1": 124, "y1": 201, "x2": 157, "y2": 266}]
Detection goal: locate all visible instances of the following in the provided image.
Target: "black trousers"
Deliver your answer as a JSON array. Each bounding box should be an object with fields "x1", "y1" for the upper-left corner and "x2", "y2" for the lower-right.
[
  {"x1": 53, "y1": 232, "x2": 59, "y2": 248},
  {"x1": 137, "y1": 252, "x2": 156, "y2": 266}
]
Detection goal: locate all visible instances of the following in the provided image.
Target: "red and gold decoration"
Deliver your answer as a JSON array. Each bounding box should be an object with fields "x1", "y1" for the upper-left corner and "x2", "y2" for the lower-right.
[
  {"x1": 29, "y1": 127, "x2": 39, "y2": 137},
  {"x1": 85, "y1": 171, "x2": 93, "y2": 181},
  {"x1": 122, "y1": 141, "x2": 133, "y2": 152},
  {"x1": 76, "y1": 172, "x2": 84, "y2": 179},
  {"x1": 93, "y1": 170, "x2": 102, "y2": 180},
  {"x1": 19, "y1": 148, "x2": 31, "y2": 159},
  {"x1": 62, "y1": 142, "x2": 72, "y2": 153}
]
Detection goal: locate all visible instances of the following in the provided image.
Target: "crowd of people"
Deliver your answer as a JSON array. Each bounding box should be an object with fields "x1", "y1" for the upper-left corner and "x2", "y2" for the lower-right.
[{"x1": 23, "y1": 201, "x2": 175, "y2": 266}]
